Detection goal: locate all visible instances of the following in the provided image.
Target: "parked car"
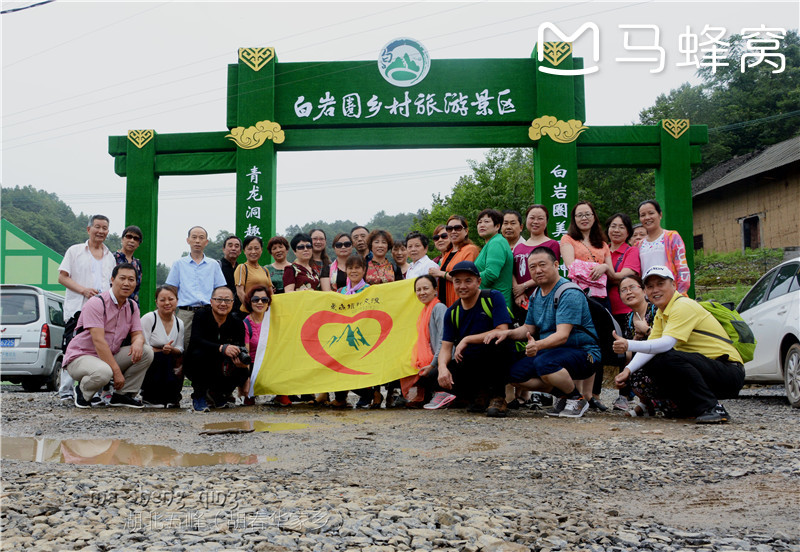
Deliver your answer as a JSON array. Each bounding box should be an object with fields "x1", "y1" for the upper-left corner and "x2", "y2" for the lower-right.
[
  {"x1": 737, "y1": 257, "x2": 800, "y2": 408},
  {"x1": 0, "y1": 284, "x2": 66, "y2": 391}
]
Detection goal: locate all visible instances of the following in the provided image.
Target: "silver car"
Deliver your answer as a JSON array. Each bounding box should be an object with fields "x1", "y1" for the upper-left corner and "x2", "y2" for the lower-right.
[
  {"x1": 0, "y1": 285, "x2": 66, "y2": 392},
  {"x1": 737, "y1": 257, "x2": 800, "y2": 408}
]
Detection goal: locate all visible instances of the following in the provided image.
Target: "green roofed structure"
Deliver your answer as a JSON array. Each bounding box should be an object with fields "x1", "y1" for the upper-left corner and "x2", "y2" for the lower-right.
[
  {"x1": 109, "y1": 41, "x2": 708, "y2": 308},
  {"x1": 0, "y1": 219, "x2": 65, "y2": 294}
]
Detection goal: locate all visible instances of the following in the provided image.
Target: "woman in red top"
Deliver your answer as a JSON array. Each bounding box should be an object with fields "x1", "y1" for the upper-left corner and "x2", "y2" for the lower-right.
[{"x1": 365, "y1": 230, "x2": 396, "y2": 285}]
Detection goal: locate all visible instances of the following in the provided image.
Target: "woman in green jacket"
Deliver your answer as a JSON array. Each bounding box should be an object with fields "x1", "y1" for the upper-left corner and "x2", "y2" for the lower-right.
[{"x1": 474, "y1": 208, "x2": 514, "y2": 308}]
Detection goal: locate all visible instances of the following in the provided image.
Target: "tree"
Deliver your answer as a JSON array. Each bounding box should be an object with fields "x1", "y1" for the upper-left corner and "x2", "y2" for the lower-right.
[
  {"x1": 640, "y1": 30, "x2": 800, "y2": 173},
  {"x1": 412, "y1": 148, "x2": 536, "y2": 246},
  {"x1": 0, "y1": 185, "x2": 122, "y2": 254}
]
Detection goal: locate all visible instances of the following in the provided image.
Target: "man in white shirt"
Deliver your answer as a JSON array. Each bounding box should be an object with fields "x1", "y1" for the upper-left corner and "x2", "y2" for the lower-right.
[
  {"x1": 57, "y1": 215, "x2": 117, "y2": 402},
  {"x1": 404, "y1": 231, "x2": 439, "y2": 280}
]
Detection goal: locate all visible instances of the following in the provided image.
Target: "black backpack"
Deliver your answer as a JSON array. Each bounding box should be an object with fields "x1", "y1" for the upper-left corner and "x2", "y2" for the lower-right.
[{"x1": 552, "y1": 282, "x2": 625, "y2": 367}]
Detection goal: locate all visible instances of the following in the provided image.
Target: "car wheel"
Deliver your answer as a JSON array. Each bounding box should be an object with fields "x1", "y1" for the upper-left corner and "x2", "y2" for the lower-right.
[
  {"x1": 45, "y1": 360, "x2": 62, "y2": 392},
  {"x1": 784, "y1": 343, "x2": 800, "y2": 409},
  {"x1": 21, "y1": 377, "x2": 43, "y2": 392}
]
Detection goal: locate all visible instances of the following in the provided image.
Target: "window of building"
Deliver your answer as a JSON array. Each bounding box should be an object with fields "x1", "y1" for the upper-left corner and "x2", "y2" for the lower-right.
[
  {"x1": 693, "y1": 234, "x2": 703, "y2": 251},
  {"x1": 742, "y1": 216, "x2": 761, "y2": 250}
]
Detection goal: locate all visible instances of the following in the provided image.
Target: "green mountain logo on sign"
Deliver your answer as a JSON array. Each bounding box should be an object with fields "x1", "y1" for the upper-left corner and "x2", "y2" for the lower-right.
[{"x1": 378, "y1": 38, "x2": 430, "y2": 87}]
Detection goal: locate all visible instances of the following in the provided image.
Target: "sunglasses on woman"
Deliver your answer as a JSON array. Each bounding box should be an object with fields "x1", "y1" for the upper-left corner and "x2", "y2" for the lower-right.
[
  {"x1": 334, "y1": 241, "x2": 352, "y2": 248},
  {"x1": 295, "y1": 244, "x2": 313, "y2": 251},
  {"x1": 251, "y1": 297, "x2": 270, "y2": 304},
  {"x1": 445, "y1": 224, "x2": 465, "y2": 232},
  {"x1": 432, "y1": 234, "x2": 448, "y2": 241},
  {"x1": 124, "y1": 233, "x2": 142, "y2": 242}
]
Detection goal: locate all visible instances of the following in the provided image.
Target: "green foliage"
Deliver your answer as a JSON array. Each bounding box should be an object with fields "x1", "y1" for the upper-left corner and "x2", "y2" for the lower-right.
[
  {"x1": 694, "y1": 249, "x2": 784, "y2": 304},
  {"x1": 412, "y1": 148, "x2": 535, "y2": 246},
  {"x1": 639, "y1": 30, "x2": 800, "y2": 173},
  {"x1": 1, "y1": 185, "x2": 123, "y2": 255},
  {"x1": 155, "y1": 262, "x2": 170, "y2": 286},
  {"x1": 577, "y1": 168, "x2": 655, "y2": 225}
]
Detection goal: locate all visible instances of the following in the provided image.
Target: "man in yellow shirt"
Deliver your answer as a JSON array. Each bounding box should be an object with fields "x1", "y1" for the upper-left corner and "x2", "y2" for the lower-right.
[{"x1": 612, "y1": 266, "x2": 745, "y2": 423}]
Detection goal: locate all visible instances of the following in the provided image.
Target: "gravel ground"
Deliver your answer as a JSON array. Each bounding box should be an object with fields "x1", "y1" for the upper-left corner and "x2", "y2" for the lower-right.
[{"x1": 1, "y1": 383, "x2": 799, "y2": 552}]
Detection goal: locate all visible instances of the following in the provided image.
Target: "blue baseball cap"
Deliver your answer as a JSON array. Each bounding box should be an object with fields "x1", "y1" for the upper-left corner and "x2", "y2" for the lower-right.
[{"x1": 449, "y1": 261, "x2": 480, "y2": 277}]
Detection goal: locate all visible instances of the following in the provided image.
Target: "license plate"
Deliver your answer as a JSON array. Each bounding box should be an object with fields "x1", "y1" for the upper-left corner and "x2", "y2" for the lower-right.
[{"x1": 0, "y1": 338, "x2": 16, "y2": 347}]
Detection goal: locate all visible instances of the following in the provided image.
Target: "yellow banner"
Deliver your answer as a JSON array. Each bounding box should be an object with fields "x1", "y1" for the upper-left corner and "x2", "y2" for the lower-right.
[{"x1": 252, "y1": 279, "x2": 423, "y2": 395}]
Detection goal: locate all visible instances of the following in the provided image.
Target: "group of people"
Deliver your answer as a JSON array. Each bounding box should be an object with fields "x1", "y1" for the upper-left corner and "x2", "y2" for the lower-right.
[{"x1": 57, "y1": 200, "x2": 745, "y2": 423}]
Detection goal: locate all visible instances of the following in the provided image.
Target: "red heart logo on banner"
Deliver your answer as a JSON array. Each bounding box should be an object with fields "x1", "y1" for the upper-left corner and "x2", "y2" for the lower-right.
[{"x1": 301, "y1": 310, "x2": 394, "y2": 375}]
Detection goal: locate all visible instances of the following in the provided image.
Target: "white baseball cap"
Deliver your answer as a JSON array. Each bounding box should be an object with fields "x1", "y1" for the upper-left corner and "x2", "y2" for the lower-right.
[{"x1": 643, "y1": 265, "x2": 674, "y2": 283}]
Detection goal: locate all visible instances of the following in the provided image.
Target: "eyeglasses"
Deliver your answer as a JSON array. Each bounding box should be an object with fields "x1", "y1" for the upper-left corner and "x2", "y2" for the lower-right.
[
  {"x1": 251, "y1": 297, "x2": 270, "y2": 304},
  {"x1": 575, "y1": 213, "x2": 594, "y2": 219},
  {"x1": 334, "y1": 241, "x2": 352, "y2": 248},
  {"x1": 619, "y1": 285, "x2": 641, "y2": 293},
  {"x1": 124, "y1": 234, "x2": 142, "y2": 242},
  {"x1": 211, "y1": 297, "x2": 233, "y2": 304},
  {"x1": 432, "y1": 234, "x2": 448, "y2": 241},
  {"x1": 294, "y1": 244, "x2": 313, "y2": 251},
  {"x1": 445, "y1": 224, "x2": 465, "y2": 232}
]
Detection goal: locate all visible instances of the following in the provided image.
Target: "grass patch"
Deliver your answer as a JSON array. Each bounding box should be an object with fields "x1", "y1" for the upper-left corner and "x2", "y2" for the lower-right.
[{"x1": 694, "y1": 248, "x2": 784, "y2": 306}]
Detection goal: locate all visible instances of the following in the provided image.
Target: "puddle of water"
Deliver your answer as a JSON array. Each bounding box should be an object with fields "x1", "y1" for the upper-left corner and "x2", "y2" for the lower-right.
[
  {"x1": 202, "y1": 421, "x2": 309, "y2": 433},
  {"x1": 470, "y1": 440, "x2": 499, "y2": 452},
  {"x1": 1, "y1": 437, "x2": 274, "y2": 466}
]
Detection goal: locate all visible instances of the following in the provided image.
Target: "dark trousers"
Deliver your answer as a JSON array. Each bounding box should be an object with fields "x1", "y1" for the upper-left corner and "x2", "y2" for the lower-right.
[
  {"x1": 445, "y1": 341, "x2": 513, "y2": 401},
  {"x1": 643, "y1": 350, "x2": 745, "y2": 416},
  {"x1": 140, "y1": 352, "x2": 184, "y2": 405},
  {"x1": 184, "y1": 351, "x2": 249, "y2": 404}
]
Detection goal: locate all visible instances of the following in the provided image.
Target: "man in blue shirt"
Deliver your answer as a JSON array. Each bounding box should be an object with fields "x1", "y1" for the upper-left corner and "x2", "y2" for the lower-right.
[
  {"x1": 485, "y1": 247, "x2": 600, "y2": 418},
  {"x1": 437, "y1": 261, "x2": 514, "y2": 417},
  {"x1": 165, "y1": 226, "x2": 228, "y2": 349}
]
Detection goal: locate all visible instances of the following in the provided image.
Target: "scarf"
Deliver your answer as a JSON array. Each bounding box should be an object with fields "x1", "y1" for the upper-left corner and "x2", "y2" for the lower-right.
[
  {"x1": 329, "y1": 259, "x2": 339, "y2": 290},
  {"x1": 343, "y1": 277, "x2": 367, "y2": 295},
  {"x1": 402, "y1": 297, "x2": 440, "y2": 397}
]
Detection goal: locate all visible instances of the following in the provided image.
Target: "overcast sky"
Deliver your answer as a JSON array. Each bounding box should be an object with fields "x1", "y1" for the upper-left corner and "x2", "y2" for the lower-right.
[{"x1": 2, "y1": 0, "x2": 797, "y2": 263}]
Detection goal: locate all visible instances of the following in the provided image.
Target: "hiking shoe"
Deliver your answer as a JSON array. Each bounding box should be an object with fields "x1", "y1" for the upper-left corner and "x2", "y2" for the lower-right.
[
  {"x1": 560, "y1": 397, "x2": 589, "y2": 418},
  {"x1": 713, "y1": 403, "x2": 731, "y2": 423},
  {"x1": 527, "y1": 395, "x2": 542, "y2": 410},
  {"x1": 695, "y1": 407, "x2": 724, "y2": 424},
  {"x1": 486, "y1": 397, "x2": 508, "y2": 418},
  {"x1": 612, "y1": 396, "x2": 630, "y2": 411},
  {"x1": 74, "y1": 387, "x2": 91, "y2": 409},
  {"x1": 192, "y1": 397, "x2": 210, "y2": 412},
  {"x1": 369, "y1": 390, "x2": 383, "y2": 409},
  {"x1": 90, "y1": 394, "x2": 105, "y2": 407},
  {"x1": 588, "y1": 397, "x2": 608, "y2": 412},
  {"x1": 423, "y1": 391, "x2": 456, "y2": 410},
  {"x1": 142, "y1": 400, "x2": 165, "y2": 408},
  {"x1": 545, "y1": 396, "x2": 567, "y2": 417},
  {"x1": 165, "y1": 402, "x2": 182, "y2": 409},
  {"x1": 109, "y1": 393, "x2": 144, "y2": 408},
  {"x1": 507, "y1": 398, "x2": 523, "y2": 410},
  {"x1": 60, "y1": 393, "x2": 74, "y2": 403}
]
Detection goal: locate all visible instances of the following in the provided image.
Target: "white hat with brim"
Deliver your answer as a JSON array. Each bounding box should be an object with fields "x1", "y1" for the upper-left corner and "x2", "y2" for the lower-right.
[{"x1": 643, "y1": 265, "x2": 674, "y2": 284}]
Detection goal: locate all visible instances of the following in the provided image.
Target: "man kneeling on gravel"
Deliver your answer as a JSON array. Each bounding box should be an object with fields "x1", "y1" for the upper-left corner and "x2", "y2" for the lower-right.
[
  {"x1": 63, "y1": 263, "x2": 153, "y2": 408},
  {"x1": 434, "y1": 261, "x2": 514, "y2": 417},
  {"x1": 484, "y1": 247, "x2": 601, "y2": 419},
  {"x1": 612, "y1": 266, "x2": 745, "y2": 423}
]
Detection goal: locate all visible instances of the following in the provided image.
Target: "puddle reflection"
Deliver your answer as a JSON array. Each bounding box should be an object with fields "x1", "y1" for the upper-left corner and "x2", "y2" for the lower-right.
[
  {"x1": 202, "y1": 421, "x2": 309, "y2": 433},
  {"x1": 1, "y1": 437, "x2": 274, "y2": 466}
]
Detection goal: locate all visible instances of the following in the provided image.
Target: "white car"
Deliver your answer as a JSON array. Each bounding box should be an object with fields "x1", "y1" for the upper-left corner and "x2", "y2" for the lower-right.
[
  {"x1": 737, "y1": 257, "x2": 800, "y2": 408},
  {"x1": 0, "y1": 284, "x2": 66, "y2": 391}
]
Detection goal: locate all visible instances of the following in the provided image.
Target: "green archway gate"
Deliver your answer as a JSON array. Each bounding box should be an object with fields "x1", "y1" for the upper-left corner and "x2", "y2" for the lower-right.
[{"x1": 109, "y1": 43, "x2": 706, "y2": 309}]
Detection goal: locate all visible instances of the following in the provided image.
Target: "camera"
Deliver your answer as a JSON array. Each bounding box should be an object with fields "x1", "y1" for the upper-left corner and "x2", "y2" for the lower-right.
[{"x1": 237, "y1": 350, "x2": 252, "y2": 365}]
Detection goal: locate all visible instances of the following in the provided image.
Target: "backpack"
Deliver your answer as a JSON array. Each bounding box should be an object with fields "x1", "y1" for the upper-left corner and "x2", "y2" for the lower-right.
[
  {"x1": 150, "y1": 314, "x2": 183, "y2": 335},
  {"x1": 449, "y1": 290, "x2": 526, "y2": 352},
  {"x1": 552, "y1": 282, "x2": 625, "y2": 367},
  {"x1": 62, "y1": 297, "x2": 135, "y2": 350},
  {"x1": 683, "y1": 298, "x2": 756, "y2": 363}
]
